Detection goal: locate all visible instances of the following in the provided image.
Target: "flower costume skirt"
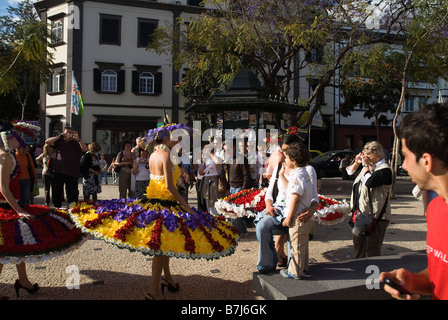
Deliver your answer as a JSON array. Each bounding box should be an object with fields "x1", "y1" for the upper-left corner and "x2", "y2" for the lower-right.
[
  {"x1": 68, "y1": 198, "x2": 240, "y2": 260},
  {"x1": 0, "y1": 204, "x2": 87, "y2": 264},
  {"x1": 215, "y1": 188, "x2": 351, "y2": 225}
]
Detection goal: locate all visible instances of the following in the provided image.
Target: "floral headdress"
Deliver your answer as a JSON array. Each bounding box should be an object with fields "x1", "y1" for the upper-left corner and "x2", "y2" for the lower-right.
[
  {"x1": 0, "y1": 120, "x2": 40, "y2": 179},
  {"x1": 12, "y1": 120, "x2": 40, "y2": 141},
  {"x1": 1, "y1": 120, "x2": 41, "y2": 150},
  {"x1": 140, "y1": 123, "x2": 192, "y2": 150}
]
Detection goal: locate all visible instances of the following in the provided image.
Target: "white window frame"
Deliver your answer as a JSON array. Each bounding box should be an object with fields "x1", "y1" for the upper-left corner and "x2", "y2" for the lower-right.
[
  {"x1": 101, "y1": 69, "x2": 117, "y2": 92},
  {"x1": 139, "y1": 72, "x2": 154, "y2": 94},
  {"x1": 48, "y1": 68, "x2": 65, "y2": 93},
  {"x1": 51, "y1": 20, "x2": 63, "y2": 43}
]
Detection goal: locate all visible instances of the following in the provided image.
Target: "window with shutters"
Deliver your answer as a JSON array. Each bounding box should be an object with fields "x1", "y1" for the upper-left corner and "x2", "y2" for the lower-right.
[
  {"x1": 131, "y1": 68, "x2": 162, "y2": 96},
  {"x1": 101, "y1": 69, "x2": 117, "y2": 92},
  {"x1": 139, "y1": 72, "x2": 154, "y2": 94},
  {"x1": 93, "y1": 63, "x2": 125, "y2": 94}
]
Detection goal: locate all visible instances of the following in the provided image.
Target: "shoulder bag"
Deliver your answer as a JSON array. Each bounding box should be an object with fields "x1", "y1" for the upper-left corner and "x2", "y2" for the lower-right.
[{"x1": 349, "y1": 186, "x2": 389, "y2": 237}]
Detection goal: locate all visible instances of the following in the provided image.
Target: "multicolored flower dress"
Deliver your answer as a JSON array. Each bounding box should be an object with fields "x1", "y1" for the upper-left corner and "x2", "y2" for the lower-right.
[
  {"x1": 215, "y1": 188, "x2": 350, "y2": 225},
  {"x1": 0, "y1": 171, "x2": 87, "y2": 264},
  {"x1": 69, "y1": 165, "x2": 239, "y2": 260}
]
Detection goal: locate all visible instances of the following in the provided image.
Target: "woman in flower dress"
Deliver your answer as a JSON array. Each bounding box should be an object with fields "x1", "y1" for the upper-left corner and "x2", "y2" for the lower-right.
[
  {"x1": 0, "y1": 121, "x2": 86, "y2": 299},
  {"x1": 69, "y1": 124, "x2": 239, "y2": 300}
]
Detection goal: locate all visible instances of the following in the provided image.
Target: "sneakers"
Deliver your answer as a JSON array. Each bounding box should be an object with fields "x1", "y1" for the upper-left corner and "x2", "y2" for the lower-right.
[
  {"x1": 279, "y1": 269, "x2": 312, "y2": 280},
  {"x1": 280, "y1": 269, "x2": 301, "y2": 279}
]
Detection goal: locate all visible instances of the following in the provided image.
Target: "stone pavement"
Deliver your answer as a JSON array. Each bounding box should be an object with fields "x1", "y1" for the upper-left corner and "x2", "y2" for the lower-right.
[{"x1": 0, "y1": 174, "x2": 427, "y2": 300}]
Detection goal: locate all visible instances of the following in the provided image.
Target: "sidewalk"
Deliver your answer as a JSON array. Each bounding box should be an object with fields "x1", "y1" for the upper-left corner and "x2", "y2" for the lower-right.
[{"x1": 0, "y1": 175, "x2": 427, "y2": 300}]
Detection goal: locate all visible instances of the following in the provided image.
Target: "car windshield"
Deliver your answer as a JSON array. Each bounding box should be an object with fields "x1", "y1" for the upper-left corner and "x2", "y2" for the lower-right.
[{"x1": 313, "y1": 151, "x2": 338, "y2": 161}]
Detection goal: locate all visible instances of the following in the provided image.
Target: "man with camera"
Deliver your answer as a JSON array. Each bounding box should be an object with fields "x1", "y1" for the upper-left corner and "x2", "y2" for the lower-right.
[{"x1": 45, "y1": 127, "x2": 88, "y2": 208}]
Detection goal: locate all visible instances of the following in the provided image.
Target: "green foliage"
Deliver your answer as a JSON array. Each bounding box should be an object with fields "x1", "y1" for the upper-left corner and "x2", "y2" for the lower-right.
[
  {"x1": 340, "y1": 46, "x2": 401, "y2": 126},
  {"x1": 0, "y1": 0, "x2": 53, "y2": 120}
]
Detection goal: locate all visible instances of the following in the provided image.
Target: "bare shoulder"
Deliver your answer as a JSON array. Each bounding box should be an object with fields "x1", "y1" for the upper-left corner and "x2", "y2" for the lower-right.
[
  {"x1": 149, "y1": 150, "x2": 170, "y2": 175},
  {"x1": 0, "y1": 153, "x2": 12, "y2": 165}
]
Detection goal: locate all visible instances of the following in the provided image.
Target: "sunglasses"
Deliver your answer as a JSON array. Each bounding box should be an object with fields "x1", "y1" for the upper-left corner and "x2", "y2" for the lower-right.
[{"x1": 363, "y1": 147, "x2": 377, "y2": 152}]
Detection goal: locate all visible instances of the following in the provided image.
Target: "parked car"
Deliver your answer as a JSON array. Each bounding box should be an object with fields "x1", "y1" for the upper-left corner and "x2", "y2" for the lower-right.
[
  {"x1": 310, "y1": 150, "x2": 354, "y2": 178},
  {"x1": 309, "y1": 149, "x2": 322, "y2": 159}
]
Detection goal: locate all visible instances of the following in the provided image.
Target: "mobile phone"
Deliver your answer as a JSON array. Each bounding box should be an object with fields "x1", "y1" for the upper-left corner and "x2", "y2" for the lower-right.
[{"x1": 383, "y1": 277, "x2": 412, "y2": 295}]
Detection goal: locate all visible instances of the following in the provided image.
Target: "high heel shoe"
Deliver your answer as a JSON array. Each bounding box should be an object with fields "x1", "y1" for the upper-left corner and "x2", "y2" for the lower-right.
[
  {"x1": 160, "y1": 276, "x2": 180, "y2": 294},
  {"x1": 144, "y1": 292, "x2": 156, "y2": 300},
  {"x1": 14, "y1": 280, "x2": 39, "y2": 297}
]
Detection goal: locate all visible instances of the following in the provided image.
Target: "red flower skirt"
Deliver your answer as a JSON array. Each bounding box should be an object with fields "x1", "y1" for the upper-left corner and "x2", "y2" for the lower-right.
[{"x1": 0, "y1": 204, "x2": 87, "y2": 264}]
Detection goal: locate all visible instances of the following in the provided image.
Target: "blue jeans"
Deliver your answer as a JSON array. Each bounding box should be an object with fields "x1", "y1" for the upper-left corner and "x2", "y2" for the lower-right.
[
  {"x1": 98, "y1": 171, "x2": 108, "y2": 184},
  {"x1": 255, "y1": 204, "x2": 287, "y2": 271},
  {"x1": 230, "y1": 187, "x2": 247, "y2": 235}
]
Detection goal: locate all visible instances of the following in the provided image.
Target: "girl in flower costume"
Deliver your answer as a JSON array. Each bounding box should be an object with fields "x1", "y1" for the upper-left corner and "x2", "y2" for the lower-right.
[
  {"x1": 0, "y1": 121, "x2": 86, "y2": 299},
  {"x1": 69, "y1": 124, "x2": 239, "y2": 300}
]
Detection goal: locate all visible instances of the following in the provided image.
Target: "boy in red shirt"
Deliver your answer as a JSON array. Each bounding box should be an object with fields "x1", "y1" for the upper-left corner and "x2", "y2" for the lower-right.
[{"x1": 380, "y1": 103, "x2": 448, "y2": 300}]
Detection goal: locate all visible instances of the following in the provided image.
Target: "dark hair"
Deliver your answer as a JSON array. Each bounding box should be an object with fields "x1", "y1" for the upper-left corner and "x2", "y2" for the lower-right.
[
  {"x1": 281, "y1": 134, "x2": 302, "y2": 146},
  {"x1": 155, "y1": 129, "x2": 170, "y2": 144},
  {"x1": 284, "y1": 142, "x2": 310, "y2": 166},
  {"x1": 398, "y1": 102, "x2": 448, "y2": 168},
  {"x1": 122, "y1": 140, "x2": 132, "y2": 150}
]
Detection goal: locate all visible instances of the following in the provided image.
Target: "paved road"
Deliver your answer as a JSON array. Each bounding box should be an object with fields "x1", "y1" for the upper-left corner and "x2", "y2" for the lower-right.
[{"x1": 0, "y1": 175, "x2": 426, "y2": 300}]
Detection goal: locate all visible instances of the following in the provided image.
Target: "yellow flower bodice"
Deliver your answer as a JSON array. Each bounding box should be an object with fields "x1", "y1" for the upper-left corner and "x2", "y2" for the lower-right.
[{"x1": 145, "y1": 165, "x2": 181, "y2": 201}]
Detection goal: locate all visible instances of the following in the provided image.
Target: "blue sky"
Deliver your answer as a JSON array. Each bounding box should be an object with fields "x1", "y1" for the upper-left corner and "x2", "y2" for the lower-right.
[{"x1": 0, "y1": 0, "x2": 37, "y2": 16}]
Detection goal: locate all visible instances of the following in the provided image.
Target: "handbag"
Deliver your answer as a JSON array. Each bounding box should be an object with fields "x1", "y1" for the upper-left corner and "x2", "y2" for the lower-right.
[
  {"x1": 349, "y1": 186, "x2": 389, "y2": 237},
  {"x1": 113, "y1": 152, "x2": 123, "y2": 173},
  {"x1": 217, "y1": 173, "x2": 228, "y2": 193}
]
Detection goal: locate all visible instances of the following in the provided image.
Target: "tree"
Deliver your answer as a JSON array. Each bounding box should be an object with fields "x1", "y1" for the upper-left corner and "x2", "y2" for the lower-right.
[
  {"x1": 0, "y1": 0, "x2": 54, "y2": 121},
  {"x1": 388, "y1": 0, "x2": 448, "y2": 198},
  {"x1": 339, "y1": 45, "x2": 402, "y2": 141},
  {"x1": 149, "y1": 0, "x2": 413, "y2": 127}
]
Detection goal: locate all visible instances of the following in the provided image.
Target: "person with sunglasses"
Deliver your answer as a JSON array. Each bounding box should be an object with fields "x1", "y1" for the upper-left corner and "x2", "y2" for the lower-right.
[{"x1": 346, "y1": 140, "x2": 392, "y2": 258}]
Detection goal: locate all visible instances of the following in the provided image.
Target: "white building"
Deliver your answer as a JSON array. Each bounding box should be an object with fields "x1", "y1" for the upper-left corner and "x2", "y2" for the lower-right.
[
  {"x1": 34, "y1": 0, "x2": 447, "y2": 156},
  {"x1": 34, "y1": 0, "x2": 203, "y2": 156}
]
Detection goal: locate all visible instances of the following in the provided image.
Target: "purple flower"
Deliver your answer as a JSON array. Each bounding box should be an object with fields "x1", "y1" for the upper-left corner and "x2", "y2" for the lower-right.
[
  {"x1": 136, "y1": 209, "x2": 159, "y2": 228},
  {"x1": 161, "y1": 209, "x2": 179, "y2": 232}
]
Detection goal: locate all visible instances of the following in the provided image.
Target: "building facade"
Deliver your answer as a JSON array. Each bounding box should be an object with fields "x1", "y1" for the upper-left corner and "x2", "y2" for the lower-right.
[
  {"x1": 34, "y1": 0, "x2": 203, "y2": 157},
  {"x1": 34, "y1": 0, "x2": 447, "y2": 157}
]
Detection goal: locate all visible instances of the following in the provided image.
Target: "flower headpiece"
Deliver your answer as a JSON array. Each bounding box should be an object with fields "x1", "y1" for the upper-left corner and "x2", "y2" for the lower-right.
[
  {"x1": 140, "y1": 123, "x2": 192, "y2": 150},
  {"x1": 0, "y1": 120, "x2": 41, "y2": 152},
  {"x1": 12, "y1": 120, "x2": 41, "y2": 141}
]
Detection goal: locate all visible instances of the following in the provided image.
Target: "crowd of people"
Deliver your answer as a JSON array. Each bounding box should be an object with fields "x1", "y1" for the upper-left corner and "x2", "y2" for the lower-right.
[{"x1": 1, "y1": 102, "x2": 448, "y2": 300}]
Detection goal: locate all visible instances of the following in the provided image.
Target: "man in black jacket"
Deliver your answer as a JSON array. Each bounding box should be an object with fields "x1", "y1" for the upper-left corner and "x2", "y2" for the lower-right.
[{"x1": 45, "y1": 127, "x2": 88, "y2": 207}]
